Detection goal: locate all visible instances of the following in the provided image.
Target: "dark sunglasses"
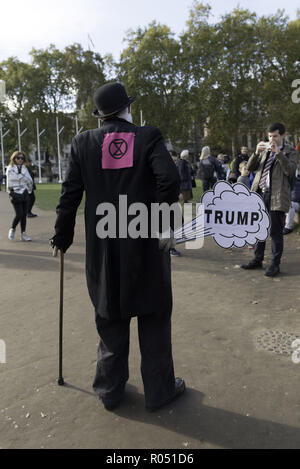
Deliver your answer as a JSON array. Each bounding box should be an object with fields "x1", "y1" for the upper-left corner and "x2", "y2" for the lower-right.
[{"x1": 16, "y1": 156, "x2": 24, "y2": 160}]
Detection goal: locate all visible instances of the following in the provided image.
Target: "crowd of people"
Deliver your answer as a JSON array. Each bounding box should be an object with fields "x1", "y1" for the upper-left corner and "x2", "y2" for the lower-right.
[
  {"x1": 1, "y1": 80, "x2": 299, "y2": 416},
  {"x1": 169, "y1": 125, "x2": 299, "y2": 272},
  {"x1": 169, "y1": 144, "x2": 255, "y2": 197}
]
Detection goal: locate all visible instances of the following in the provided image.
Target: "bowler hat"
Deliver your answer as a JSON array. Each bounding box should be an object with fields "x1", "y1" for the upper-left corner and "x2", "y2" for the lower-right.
[{"x1": 93, "y1": 82, "x2": 136, "y2": 118}]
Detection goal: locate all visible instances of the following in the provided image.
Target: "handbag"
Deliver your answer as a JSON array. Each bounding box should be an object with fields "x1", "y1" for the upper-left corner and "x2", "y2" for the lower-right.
[{"x1": 9, "y1": 189, "x2": 28, "y2": 204}]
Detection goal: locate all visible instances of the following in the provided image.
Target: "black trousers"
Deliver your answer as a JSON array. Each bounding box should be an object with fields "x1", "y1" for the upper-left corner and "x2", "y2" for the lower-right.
[
  {"x1": 254, "y1": 191, "x2": 285, "y2": 266},
  {"x1": 11, "y1": 200, "x2": 28, "y2": 232},
  {"x1": 27, "y1": 191, "x2": 35, "y2": 214},
  {"x1": 93, "y1": 311, "x2": 175, "y2": 408},
  {"x1": 202, "y1": 177, "x2": 217, "y2": 192}
]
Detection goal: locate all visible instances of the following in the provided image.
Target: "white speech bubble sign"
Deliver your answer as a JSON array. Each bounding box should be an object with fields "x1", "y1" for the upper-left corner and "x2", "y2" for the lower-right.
[
  {"x1": 174, "y1": 181, "x2": 270, "y2": 248},
  {"x1": 201, "y1": 181, "x2": 270, "y2": 248}
]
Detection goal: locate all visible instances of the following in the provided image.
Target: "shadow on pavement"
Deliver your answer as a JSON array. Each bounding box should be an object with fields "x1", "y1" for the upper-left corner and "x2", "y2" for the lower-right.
[
  {"x1": 112, "y1": 387, "x2": 300, "y2": 449},
  {"x1": 58, "y1": 381, "x2": 300, "y2": 448}
]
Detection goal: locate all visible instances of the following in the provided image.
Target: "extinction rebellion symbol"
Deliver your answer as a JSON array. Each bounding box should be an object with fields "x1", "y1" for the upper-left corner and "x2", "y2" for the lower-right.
[{"x1": 109, "y1": 139, "x2": 128, "y2": 159}]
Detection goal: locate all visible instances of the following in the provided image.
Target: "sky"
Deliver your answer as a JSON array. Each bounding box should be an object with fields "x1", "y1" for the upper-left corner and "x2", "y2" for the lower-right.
[{"x1": 0, "y1": 0, "x2": 299, "y2": 63}]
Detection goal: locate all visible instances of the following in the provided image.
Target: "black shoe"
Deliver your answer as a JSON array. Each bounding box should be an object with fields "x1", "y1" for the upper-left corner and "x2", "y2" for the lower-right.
[
  {"x1": 170, "y1": 248, "x2": 181, "y2": 257},
  {"x1": 101, "y1": 397, "x2": 123, "y2": 411},
  {"x1": 27, "y1": 213, "x2": 37, "y2": 218},
  {"x1": 283, "y1": 228, "x2": 293, "y2": 235},
  {"x1": 264, "y1": 264, "x2": 280, "y2": 277},
  {"x1": 146, "y1": 378, "x2": 186, "y2": 412},
  {"x1": 241, "y1": 259, "x2": 263, "y2": 270}
]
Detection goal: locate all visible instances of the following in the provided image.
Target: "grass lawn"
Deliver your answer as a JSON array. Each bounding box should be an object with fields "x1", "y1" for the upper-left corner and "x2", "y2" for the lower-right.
[
  {"x1": 192, "y1": 179, "x2": 203, "y2": 203},
  {"x1": 33, "y1": 181, "x2": 300, "y2": 233},
  {"x1": 35, "y1": 180, "x2": 204, "y2": 212},
  {"x1": 35, "y1": 183, "x2": 85, "y2": 212}
]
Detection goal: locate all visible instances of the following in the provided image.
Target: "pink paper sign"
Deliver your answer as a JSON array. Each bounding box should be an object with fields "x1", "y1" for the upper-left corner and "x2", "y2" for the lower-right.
[{"x1": 102, "y1": 132, "x2": 135, "y2": 169}]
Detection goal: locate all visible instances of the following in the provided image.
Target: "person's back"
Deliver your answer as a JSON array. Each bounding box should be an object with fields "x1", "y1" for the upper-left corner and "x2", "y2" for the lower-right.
[
  {"x1": 67, "y1": 118, "x2": 179, "y2": 317},
  {"x1": 198, "y1": 148, "x2": 220, "y2": 190},
  {"x1": 199, "y1": 157, "x2": 215, "y2": 180},
  {"x1": 178, "y1": 150, "x2": 192, "y2": 202},
  {"x1": 52, "y1": 82, "x2": 185, "y2": 412}
]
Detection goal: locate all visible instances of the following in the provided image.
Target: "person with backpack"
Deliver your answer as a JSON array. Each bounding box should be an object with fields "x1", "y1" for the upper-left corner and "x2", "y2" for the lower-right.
[{"x1": 198, "y1": 146, "x2": 222, "y2": 192}]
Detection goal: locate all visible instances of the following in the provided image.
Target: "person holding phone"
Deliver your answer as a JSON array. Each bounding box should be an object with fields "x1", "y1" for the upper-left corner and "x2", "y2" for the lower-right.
[{"x1": 241, "y1": 123, "x2": 298, "y2": 276}]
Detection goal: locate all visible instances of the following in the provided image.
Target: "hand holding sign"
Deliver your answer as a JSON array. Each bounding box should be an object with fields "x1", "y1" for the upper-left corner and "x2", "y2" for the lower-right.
[{"x1": 174, "y1": 181, "x2": 270, "y2": 249}]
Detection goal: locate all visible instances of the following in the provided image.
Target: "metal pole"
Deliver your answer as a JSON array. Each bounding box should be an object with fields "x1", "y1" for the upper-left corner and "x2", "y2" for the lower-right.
[
  {"x1": 140, "y1": 110, "x2": 146, "y2": 126},
  {"x1": 75, "y1": 116, "x2": 83, "y2": 136},
  {"x1": 0, "y1": 123, "x2": 3, "y2": 174},
  {"x1": 56, "y1": 117, "x2": 64, "y2": 183},
  {"x1": 0, "y1": 122, "x2": 10, "y2": 174},
  {"x1": 17, "y1": 119, "x2": 21, "y2": 151},
  {"x1": 17, "y1": 119, "x2": 27, "y2": 152},
  {"x1": 36, "y1": 118, "x2": 45, "y2": 184},
  {"x1": 56, "y1": 117, "x2": 61, "y2": 183}
]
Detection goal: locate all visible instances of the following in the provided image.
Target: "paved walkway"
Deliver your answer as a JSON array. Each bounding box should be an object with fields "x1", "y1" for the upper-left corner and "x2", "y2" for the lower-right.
[{"x1": 0, "y1": 190, "x2": 300, "y2": 449}]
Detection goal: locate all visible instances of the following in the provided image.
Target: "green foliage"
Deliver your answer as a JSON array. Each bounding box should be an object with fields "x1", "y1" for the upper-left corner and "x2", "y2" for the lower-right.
[
  {"x1": 0, "y1": 44, "x2": 106, "y2": 159},
  {"x1": 118, "y1": 21, "x2": 190, "y2": 142},
  {"x1": 1, "y1": 2, "x2": 300, "y2": 161}
]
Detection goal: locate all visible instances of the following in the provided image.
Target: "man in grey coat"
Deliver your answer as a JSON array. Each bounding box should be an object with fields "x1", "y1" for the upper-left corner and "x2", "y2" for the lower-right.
[
  {"x1": 51, "y1": 82, "x2": 185, "y2": 411},
  {"x1": 241, "y1": 122, "x2": 298, "y2": 277}
]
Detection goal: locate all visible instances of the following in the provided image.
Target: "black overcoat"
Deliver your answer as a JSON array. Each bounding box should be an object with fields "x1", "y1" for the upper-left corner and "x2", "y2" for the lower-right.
[{"x1": 54, "y1": 117, "x2": 180, "y2": 320}]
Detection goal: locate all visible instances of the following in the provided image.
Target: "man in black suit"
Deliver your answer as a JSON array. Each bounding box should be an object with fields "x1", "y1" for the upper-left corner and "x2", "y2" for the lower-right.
[{"x1": 51, "y1": 82, "x2": 185, "y2": 411}]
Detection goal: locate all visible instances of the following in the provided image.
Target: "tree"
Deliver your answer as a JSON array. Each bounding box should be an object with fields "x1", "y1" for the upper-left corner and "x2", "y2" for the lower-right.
[
  {"x1": 118, "y1": 22, "x2": 188, "y2": 145},
  {"x1": 0, "y1": 44, "x2": 107, "y2": 156}
]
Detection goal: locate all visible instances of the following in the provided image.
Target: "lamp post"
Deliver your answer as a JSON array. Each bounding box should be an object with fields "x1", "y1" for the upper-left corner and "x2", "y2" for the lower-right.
[
  {"x1": 36, "y1": 118, "x2": 46, "y2": 183},
  {"x1": 0, "y1": 121, "x2": 10, "y2": 174},
  {"x1": 17, "y1": 119, "x2": 27, "y2": 152},
  {"x1": 75, "y1": 116, "x2": 83, "y2": 136},
  {"x1": 56, "y1": 117, "x2": 64, "y2": 183},
  {"x1": 140, "y1": 110, "x2": 146, "y2": 126}
]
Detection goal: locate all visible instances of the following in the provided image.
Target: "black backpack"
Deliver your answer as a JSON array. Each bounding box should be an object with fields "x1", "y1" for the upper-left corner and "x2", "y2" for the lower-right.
[{"x1": 199, "y1": 158, "x2": 215, "y2": 179}]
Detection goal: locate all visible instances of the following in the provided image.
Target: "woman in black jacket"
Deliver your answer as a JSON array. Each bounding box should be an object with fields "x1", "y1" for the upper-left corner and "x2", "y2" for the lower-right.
[
  {"x1": 198, "y1": 146, "x2": 222, "y2": 192},
  {"x1": 178, "y1": 149, "x2": 193, "y2": 202}
]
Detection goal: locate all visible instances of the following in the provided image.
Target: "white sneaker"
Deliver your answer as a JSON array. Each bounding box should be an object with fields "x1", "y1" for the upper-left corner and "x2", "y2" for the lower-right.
[
  {"x1": 21, "y1": 232, "x2": 32, "y2": 242},
  {"x1": 8, "y1": 228, "x2": 15, "y2": 240}
]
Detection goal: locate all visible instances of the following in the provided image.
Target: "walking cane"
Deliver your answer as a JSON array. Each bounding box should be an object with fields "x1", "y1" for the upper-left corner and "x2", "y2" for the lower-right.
[{"x1": 53, "y1": 247, "x2": 65, "y2": 386}]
